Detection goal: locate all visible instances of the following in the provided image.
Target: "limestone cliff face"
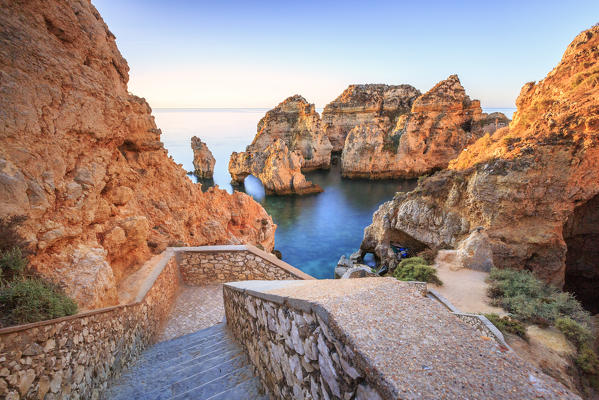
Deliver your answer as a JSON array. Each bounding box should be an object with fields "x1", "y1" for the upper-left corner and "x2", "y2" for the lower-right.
[
  {"x1": 361, "y1": 26, "x2": 599, "y2": 301},
  {"x1": 229, "y1": 140, "x2": 323, "y2": 195},
  {"x1": 322, "y1": 84, "x2": 421, "y2": 152},
  {"x1": 191, "y1": 136, "x2": 215, "y2": 179},
  {"x1": 341, "y1": 75, "x2": 510, "y2": 179},
  {"x1": 0, "y1": 0, "x2": 276, "y2": 310},
  {"x1": 228, "y1": 95, "x2": 330, "y2": 195}
]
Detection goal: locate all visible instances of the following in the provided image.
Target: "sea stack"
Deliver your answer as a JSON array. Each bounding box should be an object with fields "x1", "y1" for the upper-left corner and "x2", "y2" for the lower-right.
[
  {"x1": 229, "y1": 95, "x2": 331, "y2": 195},
  {"x1": 341, "y1": 75, "x2": 510, "y2": 179},
  {"x1": 191, "y1": 136, "x2": 216, "y2": 179}
]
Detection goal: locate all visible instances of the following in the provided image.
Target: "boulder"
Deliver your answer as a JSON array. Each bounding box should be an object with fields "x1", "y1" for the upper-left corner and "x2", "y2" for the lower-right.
[
  {"x1": 456, "y1": 228, "x2": 494, "y2": 272},
  {"x1": 341, "y1": 265, "x2": 376, "y2": 279}
]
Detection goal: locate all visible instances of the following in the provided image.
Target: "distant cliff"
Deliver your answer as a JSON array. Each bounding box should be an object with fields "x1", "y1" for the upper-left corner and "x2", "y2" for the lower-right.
[
  {"x1": 360, "y1": 25, "x2": 599, "y2": 310},
  {"x1": 0, "y1": 0, "x2": 276, "y2": 309},
  {"x1": 340, "y1": 76, "x2": 509, "y2": 179}
]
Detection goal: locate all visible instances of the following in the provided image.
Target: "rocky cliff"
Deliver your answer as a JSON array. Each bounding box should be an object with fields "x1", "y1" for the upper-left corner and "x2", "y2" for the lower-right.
[
  {"x1": 360, "y1": 25, "x2": 599, "y2": 311},
  {"x1": 341, "y1": 75, "x2": 510, "y2": 179},
  {"x1": 191, "y1": 136, "x2": 215, "y2": 179},
  {"x1": 0, "y1": 0, "x2": 276, "y2": 310},
  {"x1": 322, "y1": 84, "x2": 422, "y2": 152},
  {"x1": 229, "y1": 95, "x2": 331, "y2": 195}
]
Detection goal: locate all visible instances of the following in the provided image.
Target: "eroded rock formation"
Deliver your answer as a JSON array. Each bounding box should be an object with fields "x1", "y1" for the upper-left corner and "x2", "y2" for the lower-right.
[
  {"x1": 341, "y1": 75, "x2": 510, "y2": 179},
  {"x1": 229, "y1": 95, "x2": 331, "y2": 195},
  {"x1": 322, "y1": 84, "x2": 421, "y2": 152},
  {"x1": 191, "y1": 136, "x2": 215, "y2": 179},
  {"x1": 0, "y1": 0, "x2": 276, "y2": 309},
  {"x1": 229, "y1": 139, "x2": 322, "y2": 195},
  {"x1": 360, "y1": 26, "x2": 599, "y2": 307}
]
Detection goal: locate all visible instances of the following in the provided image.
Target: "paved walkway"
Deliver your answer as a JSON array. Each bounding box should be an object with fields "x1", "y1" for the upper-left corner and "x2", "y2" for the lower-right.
[{"x1": 159, "y1": 284, "x2": 225, "y2": 342}]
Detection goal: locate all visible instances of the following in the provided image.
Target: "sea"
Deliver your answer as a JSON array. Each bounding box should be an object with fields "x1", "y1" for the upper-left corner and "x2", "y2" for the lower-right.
[{"x1": 155, "y1": 107, "x2": 516, "y2": 279}]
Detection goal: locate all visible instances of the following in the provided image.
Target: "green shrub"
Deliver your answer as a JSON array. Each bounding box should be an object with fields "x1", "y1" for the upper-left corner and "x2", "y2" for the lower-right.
[
  {"x1": 487, "y1": 268, "x2": 590, "y2": 326},
  {"x1": 0, "y1": 220, "x2": 78, "y2": 327},
  {"x1": 0, "y1": 278, "x2": 78, "y2": 326},
  {"x1": 393, "y1": 257, "x2": 442, "y2": 285},
  {"x1": 576, "y1": 343, "x2": 599, "y2": 375},
  {"x1": 484, "y1": 313, "x2": 528, "y2": 340},
  {"x1": 0, "y1": 247, "x2": 27, "y2": 283},
  {"x1": 556, "y1": 317, "x2": 593, "y2": 349}
]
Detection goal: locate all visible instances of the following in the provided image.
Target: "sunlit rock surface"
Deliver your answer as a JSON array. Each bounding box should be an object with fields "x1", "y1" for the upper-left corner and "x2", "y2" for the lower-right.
[
  {"x1": 0, "y1": 0, "x2": 276, "y2": 309},
  {"x1": 361, "y1": 26, "x2": 599, "y2": 301},
  {"x1": 229, "y1": 95, "x2": 330, "y2": 195},
  {"x1": 341, "y1": 75, "x2": 510, "y2": 179}
]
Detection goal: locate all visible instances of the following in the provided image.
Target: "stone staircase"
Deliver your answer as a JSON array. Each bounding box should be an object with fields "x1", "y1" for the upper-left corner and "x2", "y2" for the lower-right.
[{"x1": 105, "y1": 323, "x2": 267, "y2": 400}]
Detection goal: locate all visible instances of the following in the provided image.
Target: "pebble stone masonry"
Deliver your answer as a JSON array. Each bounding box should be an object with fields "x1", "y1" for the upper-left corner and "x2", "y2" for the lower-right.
[
  {"x1": 224, "y1": 278, "x2": 580, "y2": 400},
  {"x1": 0, "y1": 245, "x2": 311, "y2": 399}
]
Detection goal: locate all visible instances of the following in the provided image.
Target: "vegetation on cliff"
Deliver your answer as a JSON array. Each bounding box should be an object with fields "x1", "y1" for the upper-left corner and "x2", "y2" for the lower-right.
[
  {"x1": 487, "y1": 267, "x2": 598, "y2": 389},
  {"x1": 0, "y1": 217, "x2": 77, "y2": 327}
]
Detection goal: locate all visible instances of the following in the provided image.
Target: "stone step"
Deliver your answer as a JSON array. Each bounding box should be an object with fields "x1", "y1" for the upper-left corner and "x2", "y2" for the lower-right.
[{"x1": 105, "y1": 324, "x2": 265, "y2": 400}]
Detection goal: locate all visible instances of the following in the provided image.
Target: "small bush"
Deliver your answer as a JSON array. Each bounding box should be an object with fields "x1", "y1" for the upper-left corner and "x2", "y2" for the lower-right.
[
  {"x1": 576, "y1": 343, "x2": 599, "y2": 375},
  {"x1": 0, "y1": 278, "x2": 78, "y2": 326},
  {"x1": 0, "y1": 219, "x2": 78, "y2": 327},
  {"x1": 556, "y1": 317, "x2": 593, "y2": 348},
  {"x1": 487, "y1": 268, "x2": 590, "y2": 326},
  {"x1": 484, "y1": 313, "x2": 528, "y2": 340},
  {"x1": 0, "y1": 247, "x2": 27, "y2": 283},
  {"x1": 393, "y1": 257, "x2": 442, "y2": 285},
  {"x1": 0, "y1": 215, "x2": 29, "y2": 254}
]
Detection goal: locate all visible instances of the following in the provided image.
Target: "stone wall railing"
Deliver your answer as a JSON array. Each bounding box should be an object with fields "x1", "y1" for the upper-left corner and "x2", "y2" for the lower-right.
[
  {"x1": 223, "y1": 281, "x2": 386, "y2": 400},
  {"x1": 0, "y1": 244, "x2": 311, "y2": 399},
  {"x1": 174, "y1": 244, "x2": 314, "y2": 284},
  {"x1": 427, "y1": 288, "x2": 509, "y2": 348},
  {"x1": 0, "y1": 252, "x2": 179, "y2": 400}
]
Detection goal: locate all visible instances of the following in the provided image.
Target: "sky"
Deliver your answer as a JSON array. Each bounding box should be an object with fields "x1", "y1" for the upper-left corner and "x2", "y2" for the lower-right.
[{"x1": 93, "y1": 0, "x2": 599, "y2": 109}]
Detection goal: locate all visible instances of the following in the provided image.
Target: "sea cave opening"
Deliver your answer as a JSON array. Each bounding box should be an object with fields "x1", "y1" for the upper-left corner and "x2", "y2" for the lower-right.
[
  {"x1": 388, "y1": 228, "x2": 430, "y2": 259},
  {"x1": 563, "y1": 193, "x2": 599, "y2": 314}
]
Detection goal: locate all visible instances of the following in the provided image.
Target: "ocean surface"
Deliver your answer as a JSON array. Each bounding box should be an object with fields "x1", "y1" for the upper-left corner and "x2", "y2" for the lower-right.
[{"x1": 155, "y1": 107, "x2": 516, "y2": 279}]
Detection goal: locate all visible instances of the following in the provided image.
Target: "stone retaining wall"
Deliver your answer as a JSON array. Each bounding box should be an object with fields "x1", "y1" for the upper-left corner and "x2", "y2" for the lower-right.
[
  {"x1": 175, "y1": 245, "x2": 313, "y2": 284},
  {"x1": 223, "y1": 285, "x2": 383, "y2": 400},
  {"x1": 0, "y1": 245, "x2": 313, "y2": 399},
  {"x1": 0, "y1": 254, "x2": 179, "y2": 400}
]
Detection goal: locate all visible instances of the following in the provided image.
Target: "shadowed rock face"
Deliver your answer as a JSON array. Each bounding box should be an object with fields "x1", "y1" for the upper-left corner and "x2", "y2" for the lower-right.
[
  {"x1": 340, "y1": 75, "x2": 510, "y2": 179},
  {"x1": 361, "y1": 25, "x2": 599, "y2": 290},
  {"x1": 322, "y1": 84, "x2": 421, "y2": 152},
  {"x1": 228, "y1": 95, "x2": 331, "y2": 195},
  {"x1": 0, "y1": 0, "x2": 276, "y2": 309},
  {"x1": 191, "y1": 136, "x2": 215, "y2": 179}
]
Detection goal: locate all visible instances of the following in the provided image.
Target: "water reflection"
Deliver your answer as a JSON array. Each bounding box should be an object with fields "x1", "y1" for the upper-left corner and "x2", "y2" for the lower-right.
[{"x1": 235, "y1": 163, "x2": 416, "y2": 278}]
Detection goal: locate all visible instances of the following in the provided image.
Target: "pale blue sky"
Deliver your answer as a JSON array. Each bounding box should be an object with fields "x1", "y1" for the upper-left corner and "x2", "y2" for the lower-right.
[{"x1": 93, "y1": 0, "x2": 598, "y2": 108}]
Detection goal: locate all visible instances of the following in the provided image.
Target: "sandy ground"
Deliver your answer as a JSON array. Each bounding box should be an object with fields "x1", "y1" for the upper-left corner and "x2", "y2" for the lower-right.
[{"x1": 431, "y1": 259, "x2": 504, "y2": 315}]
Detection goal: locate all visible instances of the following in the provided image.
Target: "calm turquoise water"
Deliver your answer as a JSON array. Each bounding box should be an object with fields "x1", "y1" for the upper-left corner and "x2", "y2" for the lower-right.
[{"x1": 154, "y1": 107, "x2": 515, "y2": 278}]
